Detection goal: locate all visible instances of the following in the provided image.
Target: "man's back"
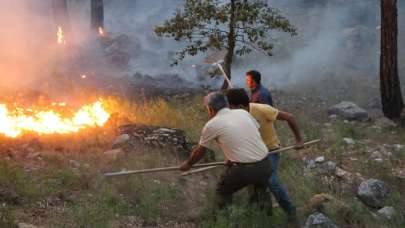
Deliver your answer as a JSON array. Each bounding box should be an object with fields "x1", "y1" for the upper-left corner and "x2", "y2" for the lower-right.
[
  {"x1": 199, "y1": 108, "x2": 268, "y2": 163},
  {"x1": 249, "y1": 103, "x2": 281, "y2": 150}
]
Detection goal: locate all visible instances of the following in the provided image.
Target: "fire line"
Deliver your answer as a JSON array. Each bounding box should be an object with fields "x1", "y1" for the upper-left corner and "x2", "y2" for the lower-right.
[{"x1": 0, "y1": 100, "x2": 110, "y2": 138}]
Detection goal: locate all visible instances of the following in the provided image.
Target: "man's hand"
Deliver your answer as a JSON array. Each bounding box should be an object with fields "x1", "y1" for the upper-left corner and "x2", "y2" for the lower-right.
[
  {"x1": 179, "y1": 160, "x2": 192, "y2": 172},
  {"x1": 295, "y1": 138, "x2": 305, "y2": 150}
]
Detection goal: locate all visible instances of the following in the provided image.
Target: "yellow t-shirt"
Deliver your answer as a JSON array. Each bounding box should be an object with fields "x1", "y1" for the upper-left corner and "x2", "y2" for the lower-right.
[{"x1": 249, "y1": 103, "x2": 280, "y2": 150}]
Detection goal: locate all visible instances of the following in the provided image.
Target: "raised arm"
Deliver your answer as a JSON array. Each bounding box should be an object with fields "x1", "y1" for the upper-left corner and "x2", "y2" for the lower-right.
[{"x1": 276, "y1": 111, "x2": 304, "y2": 148}]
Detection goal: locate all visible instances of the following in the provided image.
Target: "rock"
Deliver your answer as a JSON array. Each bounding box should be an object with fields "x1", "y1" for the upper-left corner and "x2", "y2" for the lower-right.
[
  {"x1": 104, "y1": 148, "x2": 124, "y2": 160},
  {"x1": 335, "y1": 167, "x2": 348, "y2": 178},
  {"x1": 303, "y1": 212, "x2": 338, "y2": 228},
  {"x1": 0, "y1": 188, "x2": 21, "y2": 205},
  {"x1": 329, "y1": 114, "x2": 338, "y2": 121},
  {"x1": 342, "y1": 137, "x2": 355, "y2": 145},
  {"x1": 373, "y1": 158, "x2": 384, "y2": 163},
  {"x1": 310, "y1": 193, "x2": 333, "y2": 211},
  {"x1": 116, "y1": 124, "x2": 196, "y2": 157},
  {"x1": 315, "y1": 156, "x2": 325, "y2": 163},
  {"x1": 306, "y1": 159, "x2": 317, "y2": 169},
  {"x1": 319, "y1": 161, "x2": 337, "y2": 174},
  {"x1": 328, "y1": 101, "x2": 368, "y2": 121},
  {"x1": 392, "y1": 144, "x2": 404, "y2": 152},
  {"x1": 377, "y1": 206, "x2": 396, "y2": 220},
  {"x1": 393, "y1": 169, "x2": 405, "y2": 180},
  {"x1": 357, "y1": 179, "x2": 390, "y2": 208},
  {"x1": 112, "y1": 134, "x2": 131, "y2": 149},
  {"x1": 374, "y1": 117, "x2": 397, "y2": 128},
  {"x1": 18, "y1": 223, "x2": 39, "y2": 228},
  {"x1": 370, "y1": 151, "x2": 383, "y2": 160},
  {"x1": 69, "y1": 160, "x2": 80, "y2": 168}
]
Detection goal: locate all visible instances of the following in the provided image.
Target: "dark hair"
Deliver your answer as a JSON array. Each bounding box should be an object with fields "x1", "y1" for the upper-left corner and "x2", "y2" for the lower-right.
[
  {"x1": 204, "y1": 92, "x2": 228, "y2": 112},
  {"x1": 246, "y1": 70, "x2": 261, "y2": 85},
  {"x1": 226, "y1": 88, "x2": 250, "y2": 107}
]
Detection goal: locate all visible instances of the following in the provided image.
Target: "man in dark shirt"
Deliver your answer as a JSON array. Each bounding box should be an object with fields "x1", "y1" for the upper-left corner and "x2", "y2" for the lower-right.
[
  {"x1": 246, "y1": 70, "x2": 298, "y2": 223},
  {"x1": 246, "y1": 70, "x2": 274, "y2": 106}
]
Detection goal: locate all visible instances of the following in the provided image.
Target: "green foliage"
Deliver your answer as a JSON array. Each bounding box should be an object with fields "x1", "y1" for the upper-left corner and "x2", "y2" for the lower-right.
[
  {"x1": 155, "y1": 0, "x2": 296, "y2": 65},
  {"x1": 71, "y1": 183, "x2": 130, "y2": 228},
  {"x1": 0, "y1": 162, "x2": 40, "y2": 202}
]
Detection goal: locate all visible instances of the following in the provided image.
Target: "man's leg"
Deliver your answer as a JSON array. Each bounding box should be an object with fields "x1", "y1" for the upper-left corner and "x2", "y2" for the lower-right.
[
  {"x1": 268, "y1": 153, "x2": 296, "y2": 215},
  {"x1": 216, "y1": 165, "x2": 249, "y2": 209}
]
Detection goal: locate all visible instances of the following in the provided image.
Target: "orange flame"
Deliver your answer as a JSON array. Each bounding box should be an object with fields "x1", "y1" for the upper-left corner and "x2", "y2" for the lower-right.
[
  {"x1": 57, "y1": 26, "x2": 66, "y2": 45},
  {"x1": 0, "y1": 100, "x2": 110, "y2": 138},
  {"x1": 98, "y1": 27, "x2": 105, "y2": 36}
]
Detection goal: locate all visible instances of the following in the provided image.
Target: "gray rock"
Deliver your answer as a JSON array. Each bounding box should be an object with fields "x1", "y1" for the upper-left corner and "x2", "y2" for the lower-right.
[
  {"x1": 373, "y1": 158, "x2": 384, "y2": 163},
  {"x1": 112, "y1": 134, "x2": 131, "y2": 148},
  {"x1": 319, "y1": 161, "x2": 337, "y2": 174},
  {"x1": 370, "y1": 151, "x2": 383, "y2": 160},
  {"x1": 335, "y1": 167, "x2": 348, "y2": 178},
  {"x1": 315, "y1": 156, "x2": 325, "y2": 163},
  {"x1": 358, "y1": 179, "x2": 390, "y2": 208},
  {"x1": 377, "y1": 206, "x2": 396, "y2": 220},
  {"x1": 306, "y1": 159, "x2": 317, "y2": 169},
  {"x1": 392, "y1": 144, "x2": 404, "y2": 152},
  {"x1": 342, "y1": 137, "x2": 355, "y2": 145},
  {"x1": 374, "y1": 117, "x2": 397, "y2": 128},
  {"x1": 328, "y1": 101, "x2": 368, "y2": 121},
  {"x1": 303, "y1": 212, "x2": 338, "y2": 228}
]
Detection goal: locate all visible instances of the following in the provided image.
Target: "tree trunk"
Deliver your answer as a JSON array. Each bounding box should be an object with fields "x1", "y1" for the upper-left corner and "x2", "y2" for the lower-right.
[
  {"x1": 52, "y1": 0, "x2": 70, "y2": 35},
  {"x1": 221, "y1": 0, "x2": 236, "y2": 90},
  {"x1": 91, "y1": 0, "x2": 104, "y2": 32},
  {"x1": 380, "y1": 0, "x2": 404, "y2": 119}
]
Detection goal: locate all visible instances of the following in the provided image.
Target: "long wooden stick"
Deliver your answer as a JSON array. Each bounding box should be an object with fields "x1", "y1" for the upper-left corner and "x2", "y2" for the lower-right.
[
  {"x1": 104, "y1": 139, "x2": 321, "y2": 177},
  {"x1": 181, "y1": 166, "x2": 221, "y2": 176},
  {"x1": 180, "y1": 139, "x2": 321, "y2": 176},
  {"x1": 104, "y1": 161, "x2": 225, "y2": 177}
]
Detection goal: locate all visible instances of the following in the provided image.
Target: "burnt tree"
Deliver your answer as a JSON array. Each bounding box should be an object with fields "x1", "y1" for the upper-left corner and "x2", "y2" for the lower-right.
[
  {"x1": 380, "y1": 0, "x2": 404, "y2": 119},
  {"x1": 91, "y1": 0, "x2": 104, "y2": 32},
  {"x1": 52, "y1": 0, "x2": 70, "y2": 34}
]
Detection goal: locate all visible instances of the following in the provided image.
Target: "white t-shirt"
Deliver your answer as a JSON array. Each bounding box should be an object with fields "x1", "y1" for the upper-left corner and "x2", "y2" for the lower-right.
[{"x1": 199, "y1": 108, "x2": 268, "y2": 163}]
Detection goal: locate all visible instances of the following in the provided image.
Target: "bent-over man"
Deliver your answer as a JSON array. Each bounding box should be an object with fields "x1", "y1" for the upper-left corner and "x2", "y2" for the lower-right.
[
  {"x1": 226, "y1": 88, "x2": 303, "y2": 223},
  {"x1": 179, "y1": 92, "x2": 272, "y2": 209}
]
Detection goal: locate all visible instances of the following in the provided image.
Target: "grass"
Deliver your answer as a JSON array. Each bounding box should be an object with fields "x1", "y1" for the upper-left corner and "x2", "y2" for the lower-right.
[{"x1": 0, "y1": 94, "x2": 404, "y2": 227}]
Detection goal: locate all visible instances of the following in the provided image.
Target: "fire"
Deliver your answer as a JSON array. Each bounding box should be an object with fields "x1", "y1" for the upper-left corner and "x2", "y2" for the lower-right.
[
  {"x1": 98, "y1": 27, "x2": 105, "y2": 36},
  {"x1": 57, "y1": 26, "x2": 66, "y2": 45},
  {"x1": 0, "y1": 100, "x2": 110, "y2": 138}
]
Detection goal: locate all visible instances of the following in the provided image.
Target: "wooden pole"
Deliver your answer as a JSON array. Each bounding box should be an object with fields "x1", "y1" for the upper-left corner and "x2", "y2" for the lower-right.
[
  {"x1": 104, "y1": 139, "x2": 321, "y2": 177},
  {"x1": 104, "y1": 161, "x2": 225, "y2": 177}
]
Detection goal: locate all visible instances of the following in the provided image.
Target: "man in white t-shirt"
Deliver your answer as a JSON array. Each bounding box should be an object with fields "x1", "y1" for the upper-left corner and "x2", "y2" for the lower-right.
[{"x1": 180, "y1": 92, "x2": 272, "y2": 209}]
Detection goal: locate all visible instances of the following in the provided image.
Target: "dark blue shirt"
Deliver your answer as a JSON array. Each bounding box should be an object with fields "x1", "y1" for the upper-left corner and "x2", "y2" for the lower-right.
[{"x1": 250, "y1": 84, "x2": 273, "y2": 106}]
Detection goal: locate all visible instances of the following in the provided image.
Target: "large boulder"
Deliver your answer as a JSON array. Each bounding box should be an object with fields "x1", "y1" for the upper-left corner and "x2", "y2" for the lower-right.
[
  {"x1": 303, "y1": 212, "x2": 338, "y2": 228},
  {"x1": 357, "y1": 179, "x2": 390, "y2": 208},
  {"x1": 328, "y1": 101, "x2": 368, "y2": 121}
]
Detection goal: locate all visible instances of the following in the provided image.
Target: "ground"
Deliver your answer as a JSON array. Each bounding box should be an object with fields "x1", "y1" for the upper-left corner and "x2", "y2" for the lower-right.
[{"x1": 0, "y1": 80, "x2": 404, "y2": 228}]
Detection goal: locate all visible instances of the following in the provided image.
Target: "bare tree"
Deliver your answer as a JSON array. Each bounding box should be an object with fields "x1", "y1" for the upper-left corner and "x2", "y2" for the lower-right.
[
  {"x1": 91, "y1": 0, "x2": 104, "y2": 32},
  {"x1": 380, "y1": 0, "x2": 404, "y2": 119}
]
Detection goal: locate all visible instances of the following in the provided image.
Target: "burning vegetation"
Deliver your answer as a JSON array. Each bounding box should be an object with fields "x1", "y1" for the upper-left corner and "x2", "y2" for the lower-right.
[{"x1": 0, "y1": 99, "x2": 110, "y2": 138}]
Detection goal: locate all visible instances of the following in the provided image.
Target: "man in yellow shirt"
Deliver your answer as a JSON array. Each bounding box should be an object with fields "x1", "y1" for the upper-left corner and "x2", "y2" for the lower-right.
[{"x1": 226, "y1": 88, "x2": 303, "y2": 223}]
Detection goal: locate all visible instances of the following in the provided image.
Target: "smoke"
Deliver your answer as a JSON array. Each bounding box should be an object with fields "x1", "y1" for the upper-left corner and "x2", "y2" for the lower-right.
[{"x1": 1, "y1": 0, "x2": 403, "y2": 95}]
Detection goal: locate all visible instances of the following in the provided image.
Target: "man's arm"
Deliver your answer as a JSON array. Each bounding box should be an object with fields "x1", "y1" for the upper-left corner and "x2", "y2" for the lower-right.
[
  {"x1": 276, "y1": 111, "x2": 304, "y2": 148},
  {"x1": 179, "y1": 144, "x2": 207, "y2": 171}
]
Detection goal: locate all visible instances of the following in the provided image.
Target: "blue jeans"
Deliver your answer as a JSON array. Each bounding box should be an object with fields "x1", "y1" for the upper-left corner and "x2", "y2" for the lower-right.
[{"x1": 268, "y1": 153, "x2": 296, "y2": 215}]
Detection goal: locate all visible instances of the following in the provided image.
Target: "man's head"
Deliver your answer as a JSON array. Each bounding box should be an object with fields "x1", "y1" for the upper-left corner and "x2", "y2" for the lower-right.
[
  {"x1": 204, "y1": 92, "x2": 228, "y2": 118},
  {"x1": 246, "y1": 70, "x2": 261, "y2": 90},
  {"x1": 226, "y1": 88, "x2": 250, "y2": 111}
]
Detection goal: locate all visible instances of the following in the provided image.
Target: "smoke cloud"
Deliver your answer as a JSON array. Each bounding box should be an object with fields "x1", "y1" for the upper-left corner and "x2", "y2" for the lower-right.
[{"x1": 0, "y1": 0, "x2": 403, "y2": 95}]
